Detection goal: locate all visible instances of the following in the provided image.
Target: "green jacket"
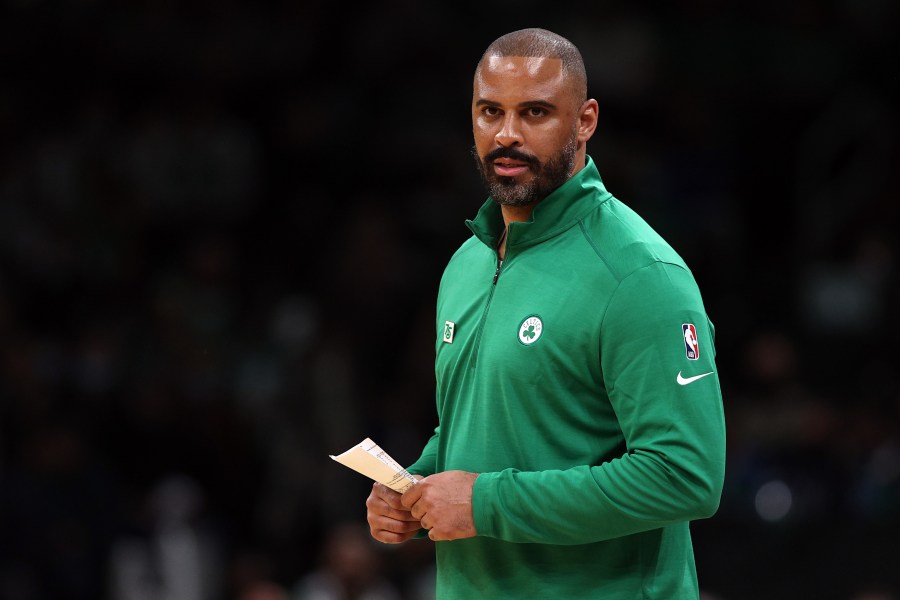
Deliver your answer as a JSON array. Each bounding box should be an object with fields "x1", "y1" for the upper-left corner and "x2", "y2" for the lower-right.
[{"x1": 408, "y1": 156, "x2": 726, "y2": 599}]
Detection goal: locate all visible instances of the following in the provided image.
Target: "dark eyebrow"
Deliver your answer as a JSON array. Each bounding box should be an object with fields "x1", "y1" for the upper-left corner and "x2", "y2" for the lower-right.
[
  {"x1": 519, "y1": 100, "x2": 556, "y2": 111},
  {"x1": 475, "y1": 99, "x2": 557, "y2": 110}
]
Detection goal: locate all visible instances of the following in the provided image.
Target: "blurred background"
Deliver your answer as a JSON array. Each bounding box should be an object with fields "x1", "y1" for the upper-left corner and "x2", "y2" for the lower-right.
[{"x1": 1, "y1": 1, "x2": 898, "y2": 599}]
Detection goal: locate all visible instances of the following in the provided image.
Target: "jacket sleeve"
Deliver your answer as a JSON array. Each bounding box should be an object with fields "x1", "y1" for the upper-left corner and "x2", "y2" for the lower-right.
[
  {"x1": 407, "y1": 426, "x2": 440, "y2": 478},
  {"x1": 471, "y1": 262, "x2": 726, "y2": 544}
]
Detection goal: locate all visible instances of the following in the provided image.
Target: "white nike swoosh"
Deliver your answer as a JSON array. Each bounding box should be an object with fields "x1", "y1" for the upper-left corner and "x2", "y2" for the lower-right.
[{"x1": 676, "y1": 371, "x2": 714, "y2": 385}]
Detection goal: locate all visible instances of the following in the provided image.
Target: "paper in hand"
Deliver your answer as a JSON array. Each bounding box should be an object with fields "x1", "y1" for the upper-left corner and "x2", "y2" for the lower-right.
[{"x1": 330, "y1": 437, "x2": 418, "y2": 493}]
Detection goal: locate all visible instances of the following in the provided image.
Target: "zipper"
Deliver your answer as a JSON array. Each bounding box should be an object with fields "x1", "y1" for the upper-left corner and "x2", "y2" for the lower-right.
[{"x1": 471, "y1": 255, "x2": 504, "y2": 368}]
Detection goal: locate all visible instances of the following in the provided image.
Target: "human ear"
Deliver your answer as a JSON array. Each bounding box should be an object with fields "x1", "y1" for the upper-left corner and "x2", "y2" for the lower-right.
[{"x1": 577, "y1": 99, "x2": 599, "y2": 143}]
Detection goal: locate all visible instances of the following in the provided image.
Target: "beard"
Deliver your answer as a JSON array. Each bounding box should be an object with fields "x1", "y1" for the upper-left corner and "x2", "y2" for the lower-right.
[{"x1": 473, "y1": 133, "x2": 579, "y2": 208}]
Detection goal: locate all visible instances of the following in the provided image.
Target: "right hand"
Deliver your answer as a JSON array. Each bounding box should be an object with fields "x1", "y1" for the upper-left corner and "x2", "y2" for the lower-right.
[{"x1": 366, "y1": 478, "x2": 424, "y2": 544}]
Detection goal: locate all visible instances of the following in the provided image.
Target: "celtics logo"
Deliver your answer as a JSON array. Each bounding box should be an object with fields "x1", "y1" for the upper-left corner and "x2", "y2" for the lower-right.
[{"x1": 517, "y1": 315, "x2": 543, "y2": 345}]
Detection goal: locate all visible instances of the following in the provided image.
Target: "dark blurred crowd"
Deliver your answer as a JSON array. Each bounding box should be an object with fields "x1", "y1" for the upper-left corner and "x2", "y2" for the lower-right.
[{"x1": 1, "y1": 2, "x2": 898, "y2": 599}]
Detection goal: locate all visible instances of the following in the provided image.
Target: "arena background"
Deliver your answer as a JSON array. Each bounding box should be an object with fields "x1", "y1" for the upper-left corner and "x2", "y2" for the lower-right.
[{"x1": 1, "y1": 1, "x2": 898, "y2": 599}]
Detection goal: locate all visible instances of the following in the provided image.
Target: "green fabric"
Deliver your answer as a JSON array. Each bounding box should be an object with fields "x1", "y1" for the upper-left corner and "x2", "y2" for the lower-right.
[{"x1": 408, "y1": 156, "x2": 726, "y2": 599}]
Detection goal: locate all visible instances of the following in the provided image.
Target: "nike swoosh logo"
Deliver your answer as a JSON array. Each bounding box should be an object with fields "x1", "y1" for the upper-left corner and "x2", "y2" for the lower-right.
[{"x1": 677, "y1": 371, "x2": 714, "y2": 385}]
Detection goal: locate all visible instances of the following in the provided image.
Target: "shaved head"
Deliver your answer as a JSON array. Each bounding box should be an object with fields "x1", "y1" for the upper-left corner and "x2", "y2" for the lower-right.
[{"x1": 477, "y1": 28, "x2": 587, "y2": 104}]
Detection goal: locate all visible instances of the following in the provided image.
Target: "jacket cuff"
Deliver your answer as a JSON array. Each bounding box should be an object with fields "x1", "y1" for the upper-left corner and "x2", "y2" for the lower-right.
[{"x1": 472, "y1": 472, "x2": 496, "y2": 538}]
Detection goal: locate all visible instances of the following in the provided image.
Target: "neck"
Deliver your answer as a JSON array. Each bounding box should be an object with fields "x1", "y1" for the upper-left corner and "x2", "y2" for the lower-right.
[
  {"x1": 500, "y1": 203, "x2": 535, "y2": 227},
  {"x1": 497, "y1": 204, "x2": 534, "y2": 259}
]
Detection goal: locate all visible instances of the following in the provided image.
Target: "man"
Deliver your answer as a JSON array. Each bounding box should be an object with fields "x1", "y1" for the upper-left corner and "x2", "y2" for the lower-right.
[{"x1": 365, "y1": 27, "x2": 726, "y2": 599}]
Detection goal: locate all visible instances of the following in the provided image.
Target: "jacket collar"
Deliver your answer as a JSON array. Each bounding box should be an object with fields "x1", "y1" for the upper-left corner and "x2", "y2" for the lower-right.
[{"x1": 466, "y1": 155, "x2": 612, "y2": 250}]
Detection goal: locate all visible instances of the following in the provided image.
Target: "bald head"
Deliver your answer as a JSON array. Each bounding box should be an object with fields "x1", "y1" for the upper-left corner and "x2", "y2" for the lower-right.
[{"x1": 477, "y1": 28, "x2": 587, "y2": 104}]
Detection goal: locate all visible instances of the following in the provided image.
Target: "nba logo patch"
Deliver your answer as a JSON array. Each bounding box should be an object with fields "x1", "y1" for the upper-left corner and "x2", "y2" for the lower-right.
[{"x1": 682, "y1": 323, "x2": 699, "y2": 360}]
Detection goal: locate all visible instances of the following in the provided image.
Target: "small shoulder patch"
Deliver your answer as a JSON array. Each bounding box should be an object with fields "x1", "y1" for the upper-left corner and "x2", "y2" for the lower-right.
[{"x1": 682, "y1": 323, "x2": 699, "y2": 360}]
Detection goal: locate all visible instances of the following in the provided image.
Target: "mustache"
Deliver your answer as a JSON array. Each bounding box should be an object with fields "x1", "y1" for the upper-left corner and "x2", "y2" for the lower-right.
[{"x1": 483, "y1": 147, "x2": 540, "y2": 169}]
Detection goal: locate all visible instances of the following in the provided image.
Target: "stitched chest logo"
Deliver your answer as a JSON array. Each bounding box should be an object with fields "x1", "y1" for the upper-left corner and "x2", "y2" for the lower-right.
[{"x1": 518, "y1": 315, "x2": 544, "y2": 345}]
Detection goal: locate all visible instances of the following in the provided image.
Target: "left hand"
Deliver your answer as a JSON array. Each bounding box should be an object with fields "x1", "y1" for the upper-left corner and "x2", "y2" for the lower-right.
[{"x1": 400, "y1": 470, "x2": 479, "y2": 541}]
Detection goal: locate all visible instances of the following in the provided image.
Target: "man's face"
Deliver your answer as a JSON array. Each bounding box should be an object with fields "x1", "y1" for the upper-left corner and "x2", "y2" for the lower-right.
[{"x1": 472, "y1": 56, "x2": 581, "y2": 207}]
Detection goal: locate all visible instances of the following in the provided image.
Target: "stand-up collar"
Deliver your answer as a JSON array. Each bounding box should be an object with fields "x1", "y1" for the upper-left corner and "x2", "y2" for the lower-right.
[{"x1": 466, "y1": 155, "x2": 612, "y2": 250}]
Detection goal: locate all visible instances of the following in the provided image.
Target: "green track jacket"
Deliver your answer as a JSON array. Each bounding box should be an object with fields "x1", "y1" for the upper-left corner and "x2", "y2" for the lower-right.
[{"x1": 408, "y1": 156, "x2": 726, "y2": 599}]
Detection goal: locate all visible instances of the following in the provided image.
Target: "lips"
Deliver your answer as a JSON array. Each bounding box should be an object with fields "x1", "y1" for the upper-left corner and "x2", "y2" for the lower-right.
[{"x1": 493, "y1": 159, "x2": 529, "y2": 177}]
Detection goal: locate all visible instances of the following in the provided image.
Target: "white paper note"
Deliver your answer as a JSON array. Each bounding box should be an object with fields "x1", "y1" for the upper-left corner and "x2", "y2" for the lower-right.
[{"x1": 329, "y1": 437, "x2": 418, "y2": 493}]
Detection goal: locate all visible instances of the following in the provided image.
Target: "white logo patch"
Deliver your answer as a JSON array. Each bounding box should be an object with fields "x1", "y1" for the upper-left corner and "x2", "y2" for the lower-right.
[
  {"x1": 518, "y1": 315, "x2": 543, "y2": 345},
  {"x1": 442, "y1": 321, "x2": 455, "y2": 344}
]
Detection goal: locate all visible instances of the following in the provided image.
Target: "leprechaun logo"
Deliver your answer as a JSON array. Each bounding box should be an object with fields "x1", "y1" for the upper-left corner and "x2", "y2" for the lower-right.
[{"x1": 517, "y1": 315, "x2": 543, "y2": 345}]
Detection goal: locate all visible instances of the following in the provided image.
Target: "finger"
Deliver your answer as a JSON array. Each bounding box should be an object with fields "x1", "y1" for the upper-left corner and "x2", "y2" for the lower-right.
[
  {"x1": 371, "y1": 527, "x2": 419, "y2": 545},
  {"x1": 366, "y1": 494, "x2": 419, "y2": 522},
  {"x1": 400, "y1": 480, "x2": 424, "y2": 509},
  {"x1": 373, "y1": 483, "x2": 408, "y2": 510},
  {"x1": 366, "y1": 483, "x2": 409, "y2": 514},
  {"x1": 366, "y1": 501, "x2": 422, "y2": 531},
  {"x1": 368, "y1": 506, "x2": 420, "y2": 525},
  {"x1": 369, "y1": 517, "x2": 422, "y2": 544},
  {"x1": 408, "y1": 501, "x2": 427, "y2": 521},
  {"x1": 366, "y1": 514, "x2": 418, "y2": 544},
  {"x1": 369, "y1": 514, "x2": 422, "y2": 535},
  {"x1": 427, "y1": 526, "x2": 454, "y2": 542}
]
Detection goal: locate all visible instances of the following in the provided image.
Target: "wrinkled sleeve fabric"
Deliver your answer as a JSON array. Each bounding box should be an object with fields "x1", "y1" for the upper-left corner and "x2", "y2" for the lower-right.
[
  {"x1": 472, "y1": 261, "x2": 726, "y2": 544},
  {"x1": 407, "y1": 426, "x2": 440, "y2": 478}
]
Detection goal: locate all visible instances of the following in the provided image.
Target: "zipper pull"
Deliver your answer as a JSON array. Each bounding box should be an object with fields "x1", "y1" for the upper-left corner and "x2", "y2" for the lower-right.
[{"x1": 493, "y1": 227, "x2": 507, "y2": 285}]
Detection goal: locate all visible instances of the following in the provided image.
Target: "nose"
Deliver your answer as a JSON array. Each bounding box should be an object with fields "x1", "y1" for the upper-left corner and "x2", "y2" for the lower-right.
[{"x1": 495, "y1": 113, "x2": 523, "y2": 147}]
